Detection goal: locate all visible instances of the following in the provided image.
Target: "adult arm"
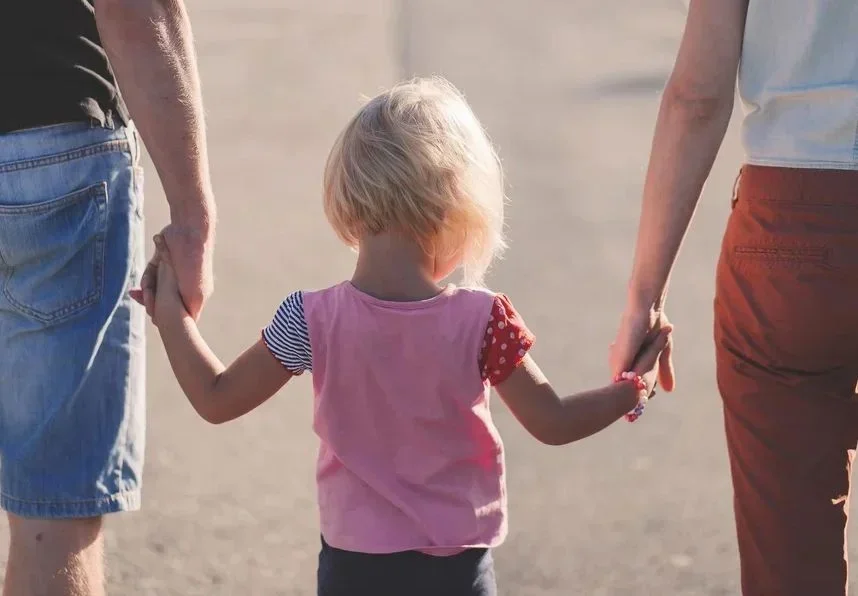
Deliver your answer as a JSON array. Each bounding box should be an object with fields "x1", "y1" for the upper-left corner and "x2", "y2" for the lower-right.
[
  {"x1": 610, "y1": 0, "x2": 749, "y2": 384},
  {"x1": 95, "y1": 0, "x2": 215, "y2": 318}
]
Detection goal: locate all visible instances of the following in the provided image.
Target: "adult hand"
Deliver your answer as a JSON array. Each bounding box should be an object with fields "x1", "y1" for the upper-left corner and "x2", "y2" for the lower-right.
[
  {"x1": 610, "y1": 306, "x2": 676, "y2": 392},
  {"x1": 130, "y1": 220, "x2": 213, "y2": 321},
  {"x1": 629, "y1": 324, "x2": 673, "y2": 396}
]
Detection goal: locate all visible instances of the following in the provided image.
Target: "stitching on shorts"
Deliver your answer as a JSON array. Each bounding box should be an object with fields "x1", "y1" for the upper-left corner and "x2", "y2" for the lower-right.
[
  {"x1": 733, "y1": 246, "x2": 829, "y2": 263},
  {"x1": 741, "y1": 197, "x2": 858, "y2": 209},
  {"x1": 0, "y1": 488, "x2": 139, "y2": 505},
  {"x1": 0, "y1": 140, "x2": 129, "y2": 174},
  {"x1": 0, "y1": 180, "x2": 106, "y2": 215}
]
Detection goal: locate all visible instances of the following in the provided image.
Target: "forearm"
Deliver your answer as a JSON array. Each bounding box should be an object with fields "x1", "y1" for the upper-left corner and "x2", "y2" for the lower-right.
[
  {"x1": 545, "y1": 382, "x2": 640, "y2": 445},
  {"x1": 498, "y1": 357, "x2": 653, "y2": 445},
  {"x1": 157, "y1": 313, "x2": 225, "y2": 421},
  {"x1": 627, "y1": 86, "x2": 733, "y2": 311},
  {"x1": 95, "y1": 0, "x2": 214, "y2": 228}
]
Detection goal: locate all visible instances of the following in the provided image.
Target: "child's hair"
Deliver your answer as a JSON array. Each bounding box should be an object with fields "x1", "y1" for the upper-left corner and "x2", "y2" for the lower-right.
[{"x1": 323, "y1": 76, "x2": 506, "y2": 286}]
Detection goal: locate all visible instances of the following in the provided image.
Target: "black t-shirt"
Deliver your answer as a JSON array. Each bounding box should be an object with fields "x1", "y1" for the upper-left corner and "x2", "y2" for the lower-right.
[{"x1": 0, "y1": 0, "x2": 129, "y2": 134}]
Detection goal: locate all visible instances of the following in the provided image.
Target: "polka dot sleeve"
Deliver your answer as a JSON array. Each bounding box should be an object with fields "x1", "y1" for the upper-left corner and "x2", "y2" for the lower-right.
[{"x1": 479, "y1": 294, "x2": 535, "y2": 386}]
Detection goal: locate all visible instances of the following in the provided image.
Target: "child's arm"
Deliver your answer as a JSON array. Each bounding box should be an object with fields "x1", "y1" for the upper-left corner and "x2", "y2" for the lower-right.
[
  {"x1": 495, "y1": 327, "x2": 669, "y2": 446},
  {"x1": 152, "y1": 235, "x2": 292, "y2": 424},
  {"x1": 157, "y1": 315, "x2": 292, "y2": 424}
]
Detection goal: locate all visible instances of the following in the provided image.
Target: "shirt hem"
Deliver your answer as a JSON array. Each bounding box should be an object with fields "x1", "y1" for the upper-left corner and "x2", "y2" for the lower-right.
[
  {"x1": 320, "y1": 533, "x2": 506, "y2": 556},
  {"x1": 744, "y1": 156, "x2": 858, "y2": 171}
]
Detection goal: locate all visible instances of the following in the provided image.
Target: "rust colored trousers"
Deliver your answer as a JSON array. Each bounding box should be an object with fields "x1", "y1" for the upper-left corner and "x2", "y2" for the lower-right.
[{"x1": 715, "y1": 165, "x2": 858, "y2": 596}]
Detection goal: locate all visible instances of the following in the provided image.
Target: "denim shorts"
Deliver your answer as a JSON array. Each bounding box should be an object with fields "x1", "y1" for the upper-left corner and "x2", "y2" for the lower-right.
[{"x1": 0, "y1": 121, "x2": 146, "y2": 518}]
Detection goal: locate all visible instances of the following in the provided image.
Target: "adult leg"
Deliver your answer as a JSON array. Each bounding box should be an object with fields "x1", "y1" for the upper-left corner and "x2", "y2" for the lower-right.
[
  {"x1": 717, "y1": 357, "x2": 858, "y2": 596},
  {"x1": 714, "y1": 165, "x2": 858, "y2": 596},
  {"x1": 4, "y1": 516, "x2": 104, "y2": 596}
]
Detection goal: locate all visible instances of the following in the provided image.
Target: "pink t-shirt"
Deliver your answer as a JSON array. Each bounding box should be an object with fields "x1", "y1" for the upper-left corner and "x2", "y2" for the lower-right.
[{"x1": 262, "y1": 282, "x2": 534, "y2": 555}]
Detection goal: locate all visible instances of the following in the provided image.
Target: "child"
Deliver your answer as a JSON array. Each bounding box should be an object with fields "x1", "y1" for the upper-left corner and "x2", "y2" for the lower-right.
[{"x1": 140, "y1": 77, "x2": 669, "y2": 596}]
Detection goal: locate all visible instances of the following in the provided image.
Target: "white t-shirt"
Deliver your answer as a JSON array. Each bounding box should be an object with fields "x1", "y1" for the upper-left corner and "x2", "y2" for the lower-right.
[{"x1": 738, "y1": 0, "x2": 858, "y2": 170}]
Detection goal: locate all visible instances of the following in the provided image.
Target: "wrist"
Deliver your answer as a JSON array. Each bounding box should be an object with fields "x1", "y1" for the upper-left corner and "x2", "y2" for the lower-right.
[
  {"x1": 614, "y1": 372, "x2": 650, "y2": 423},
  {"x1": 616, "y1": 380, "x2": 642, "y2": 412},
  {"x1": 625, "y1": 271, "x2": 670, "y2": 314},
  {"x1": 170, "y1": 212, "x2": 216, "y2": 244},
  {"x1": 625, "y1": 285, "x2": 660, "y2": 315},
  {"x1": 169, "y1": 193, "x2": 216, "y2": 239},
  {"x1": 155, "y1": 303, "x2": 190, "y2": 328}
]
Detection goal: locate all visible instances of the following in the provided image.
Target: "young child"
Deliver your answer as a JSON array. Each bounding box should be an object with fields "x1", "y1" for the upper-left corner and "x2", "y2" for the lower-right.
[{"x1": 141, "y1": 77, "x2": 669, "y2": 596}]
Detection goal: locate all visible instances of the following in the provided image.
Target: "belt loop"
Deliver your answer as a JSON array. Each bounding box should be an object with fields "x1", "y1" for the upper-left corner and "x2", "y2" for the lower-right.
[
  {"x1": 124, "y1": 122, "x2": 140, "y2": 166},
  {"x1": 132, "y1": 124, "x2": 142, "y2": 166},
  {"x1": 731, "y1": 166, "x2": 743, "y2": 210}
]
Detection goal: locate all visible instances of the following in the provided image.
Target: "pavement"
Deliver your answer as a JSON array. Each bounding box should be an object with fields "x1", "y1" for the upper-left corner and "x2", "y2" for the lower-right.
[{"x1": 3, "y1": 1, "x2": 857, "y2": 594}]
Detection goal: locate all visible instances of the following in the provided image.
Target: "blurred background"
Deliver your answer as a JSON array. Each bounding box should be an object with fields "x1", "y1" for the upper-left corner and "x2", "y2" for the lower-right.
[{"x1": 3, "y1": 0, "x2": 855, "y2": 594}]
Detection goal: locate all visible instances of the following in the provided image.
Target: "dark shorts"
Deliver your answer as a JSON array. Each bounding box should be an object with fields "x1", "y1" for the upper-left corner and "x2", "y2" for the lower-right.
[{"x1": 317, "y1": 537, "x2": 497, "y2": 596}]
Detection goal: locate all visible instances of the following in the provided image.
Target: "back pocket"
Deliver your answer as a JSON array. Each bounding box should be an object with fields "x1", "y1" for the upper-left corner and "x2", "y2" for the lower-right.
[{"x1": 0, "y1": 182, "x2": 108, "y2": 324}]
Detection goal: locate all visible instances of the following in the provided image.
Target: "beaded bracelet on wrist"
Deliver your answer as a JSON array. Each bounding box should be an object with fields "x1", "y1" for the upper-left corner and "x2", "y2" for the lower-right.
[{"x1": 614, "y1": 371, "x2": 649, "y2": 423}]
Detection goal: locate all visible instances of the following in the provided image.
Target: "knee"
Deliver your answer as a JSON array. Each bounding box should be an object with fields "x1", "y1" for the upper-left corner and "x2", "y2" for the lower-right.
[{"x1": 7, "y1": 514, "x2": 103, "y2": 555}]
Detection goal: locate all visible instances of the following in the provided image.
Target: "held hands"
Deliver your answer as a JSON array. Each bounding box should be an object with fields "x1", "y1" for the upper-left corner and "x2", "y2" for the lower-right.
[
  {"x1": 610, "y1": 307, "x2": 675, "y2": 393},
  {"x1": 129, "y1": 222, "x2": 214, "y2": 321},
  {"x1": 626, "y1": 320, "x2": 673, "y2": 396},
  {"x1": 131, "y1": 234, "x2": 191, "y2": 326}
]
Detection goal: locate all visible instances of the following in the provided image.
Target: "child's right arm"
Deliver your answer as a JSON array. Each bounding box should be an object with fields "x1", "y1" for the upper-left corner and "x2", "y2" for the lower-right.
[
  {"x1": 157, "y1": 315, "x2": 293, "y2": 425},
  {"x1": 150, "y1": 235, "x2": 294, "y2": 424},
  {"x1": 495, "y1": 327, "x2": 670, "y2": 446}
]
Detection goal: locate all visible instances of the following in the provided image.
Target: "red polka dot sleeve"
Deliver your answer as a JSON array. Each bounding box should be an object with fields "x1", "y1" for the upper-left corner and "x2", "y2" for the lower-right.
[{"x1": 479, "y1": 294, "x2": 535, "y2": 386}]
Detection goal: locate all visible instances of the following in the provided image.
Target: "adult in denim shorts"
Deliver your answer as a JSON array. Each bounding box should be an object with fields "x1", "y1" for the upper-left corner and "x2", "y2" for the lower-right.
[{"x1": 0, "y1": 0, "x2": 215, "y2": 594}]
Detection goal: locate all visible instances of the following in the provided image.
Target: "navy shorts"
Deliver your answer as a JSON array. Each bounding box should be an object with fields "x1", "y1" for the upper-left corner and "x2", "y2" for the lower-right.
[{"x1": 317, "y1": 537, "x2": 498, "y2": 596}]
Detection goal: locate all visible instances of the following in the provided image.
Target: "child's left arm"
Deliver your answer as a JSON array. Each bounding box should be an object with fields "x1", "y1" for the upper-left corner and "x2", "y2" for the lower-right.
[
  {"x1": 151, "y1": 236, "x2": 293, "y2": 424},
  {"x1": 489, "y1": 296, "x2": 670, "y2": 446}
]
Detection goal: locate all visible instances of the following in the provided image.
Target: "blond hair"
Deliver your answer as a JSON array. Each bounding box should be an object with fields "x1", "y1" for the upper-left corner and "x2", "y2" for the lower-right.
[{"x1": 323, "y1": 76, "x2": 506, "y2": 286}]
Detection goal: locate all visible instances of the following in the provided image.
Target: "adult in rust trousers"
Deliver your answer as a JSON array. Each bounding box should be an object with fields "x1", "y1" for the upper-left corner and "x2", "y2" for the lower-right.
[{"x1": 609, "y1": 0, "x2": 858, "y2": 594}]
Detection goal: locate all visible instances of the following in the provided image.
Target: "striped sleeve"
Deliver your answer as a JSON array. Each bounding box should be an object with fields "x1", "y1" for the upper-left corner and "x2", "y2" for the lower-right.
[{"x1": 262, "y1": 291, "x2": 312, "y2": 375}]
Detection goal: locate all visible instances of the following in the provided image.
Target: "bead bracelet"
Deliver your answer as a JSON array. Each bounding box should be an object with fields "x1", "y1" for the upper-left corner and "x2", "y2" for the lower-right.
[{"x1": 614, "y1": 371, "x2": 649, "y2": 423}]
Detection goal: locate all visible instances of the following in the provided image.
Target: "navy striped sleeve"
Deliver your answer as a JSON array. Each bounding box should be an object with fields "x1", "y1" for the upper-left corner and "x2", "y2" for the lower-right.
[{"x1": 262, "y1": 291, "x2": 312, "y2": 375}]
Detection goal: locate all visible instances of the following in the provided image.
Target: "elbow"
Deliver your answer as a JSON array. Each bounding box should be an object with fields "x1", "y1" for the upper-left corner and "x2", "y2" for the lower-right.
[
  {"x1": 200, "y1": 412, "x2": 228, "y2": 426},
  {"x1": 531, "y1": 418, "x2": 602, "y2": 446},
  {"x1": 94, "y1": 0, "x2": 180, "y2": 23},
  {"x1": 537, "y1": 435, "x2": 567, "y2": 447},
  {"x1": 95, "y1": 0, "x2": 179, "y2": 9},
  {"x1": 200, "y1": 410, "x2": 230, "y2": 426},
  {"x1": 531, "y1": 425, "x2": 574, "y2": 447},
  {"x1": 661, "y1": 77, "x2": 734, "y2": 124},
  {"x1": 193, "y1": 403, "x2": 229, "y2": 426}
]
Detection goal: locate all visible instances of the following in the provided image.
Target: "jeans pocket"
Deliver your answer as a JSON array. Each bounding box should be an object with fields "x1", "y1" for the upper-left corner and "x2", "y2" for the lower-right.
[{"x1": 0, "y1": 182, "x2": 108, "y2": 324}]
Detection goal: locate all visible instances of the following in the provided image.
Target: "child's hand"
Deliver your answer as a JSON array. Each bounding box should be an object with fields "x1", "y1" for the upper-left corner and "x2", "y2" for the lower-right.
[
  {"x1": 629, "y1": 315, "x2": 673, "y2": 396},
  {"x1": 151, "y1": 234, "x2": 190, "y2": 326}
]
